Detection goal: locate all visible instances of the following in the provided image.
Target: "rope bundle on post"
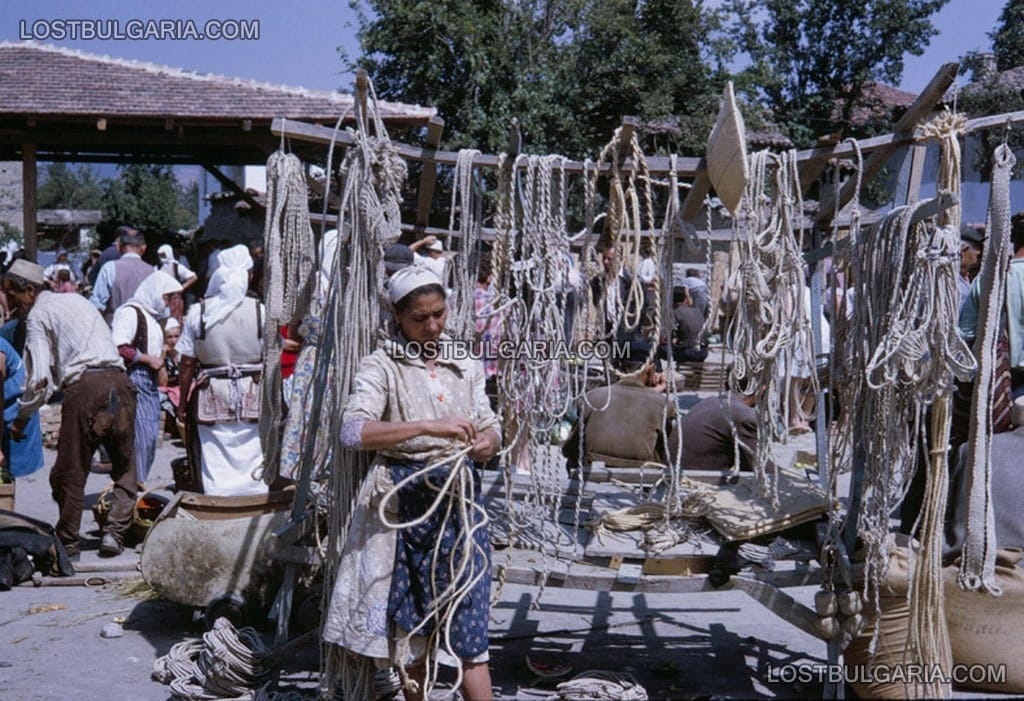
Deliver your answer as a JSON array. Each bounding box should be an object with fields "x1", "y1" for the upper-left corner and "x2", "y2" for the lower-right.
[
  {"x1": 320, "y1": 76, "x2": 409, "y2": 701},
  {"x1": 259, "y1": 150, "x2": 318, "y2": 480}
]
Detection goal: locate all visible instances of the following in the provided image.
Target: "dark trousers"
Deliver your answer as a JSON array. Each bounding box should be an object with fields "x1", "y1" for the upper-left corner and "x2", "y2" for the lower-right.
[
  {"x1": 50, "y1": 369, "x2": 137, "y2": 554},
  {"x1": 658, "y1": 343, "x2": 709, "y2": 364}
]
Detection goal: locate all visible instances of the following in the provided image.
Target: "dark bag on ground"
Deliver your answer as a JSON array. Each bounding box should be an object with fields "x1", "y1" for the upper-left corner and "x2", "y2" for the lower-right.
[{"x1": 0, "y1": 509, "x2": 75, "y2": 588}]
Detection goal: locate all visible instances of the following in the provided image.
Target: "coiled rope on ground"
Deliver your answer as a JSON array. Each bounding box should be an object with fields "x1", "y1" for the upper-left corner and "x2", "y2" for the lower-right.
[
  {"x1": 152, "y1": 617, "x2": 272, "y2": 701},
  {"x1": 545, "y1": 670, "x2": 648, "y2": 700}
]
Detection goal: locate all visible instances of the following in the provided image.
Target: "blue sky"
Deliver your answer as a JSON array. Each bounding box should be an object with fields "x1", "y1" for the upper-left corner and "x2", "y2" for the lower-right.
[{"x1": 0, "y1": 0, "x2": 1006, "y2": 97}]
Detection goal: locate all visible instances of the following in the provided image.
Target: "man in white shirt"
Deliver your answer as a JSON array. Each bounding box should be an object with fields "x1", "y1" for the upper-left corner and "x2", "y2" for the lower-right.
[
  {"x1": 42, "y1": 248, "x2": 78, "y2": 287},
  {"x1": 4, "y1": 260, "x2": 137, "y2": 560}
]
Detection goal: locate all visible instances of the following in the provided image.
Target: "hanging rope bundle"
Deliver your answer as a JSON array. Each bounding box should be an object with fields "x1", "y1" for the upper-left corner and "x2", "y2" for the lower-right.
[
  {"x1": 446, "y1": 148, "x2": 483, "y2": 340},
  {"x1": 899, "y1": 111, "x2": 972, "y2": 695},
  {"x1": 727, "y1": 149, "x2": 811, "y2": 498},
  {"x1": 489, "y1": 153, "x2": 582, "y2": 605},
  {"x1": 264, "y1": 150, "x2": 317, "y2": 326},
  {"x1": 259, "y1": 150, "x2": 318, "y2": 478},
  {"x1": 319, "y1": 77, "x2": 410, "y2": 701},
  {"x1": 834, "y1": 190, "x2": 973, "y2": 698},
  {"x1": 960, "y1": 142, "x2": 1016, "y2": 594}
]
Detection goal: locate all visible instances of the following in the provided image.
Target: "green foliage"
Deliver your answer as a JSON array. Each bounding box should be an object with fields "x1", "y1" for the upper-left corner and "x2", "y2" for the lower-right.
[
  {"x1": 37, "y1": 163, "x2": 104, "y2": 211},
  {"x1": 0, "y1": 221, "x2": 21, "y2": 248},
  {"x1": 726, "y1": 0, "x2": 948, "y2": 147},
  {"x1": 956, "y1": 52, "x2": 1024, "y2": 180},
  {"x1": 347, "y1": 0, "x2": 729, "y2": 158},
  {"x1": 992, "y1": 0, "x2": 1024, "y2": 71},
  {"x1": 101, "y1": 165, "x2": 197, "y2": 233}
]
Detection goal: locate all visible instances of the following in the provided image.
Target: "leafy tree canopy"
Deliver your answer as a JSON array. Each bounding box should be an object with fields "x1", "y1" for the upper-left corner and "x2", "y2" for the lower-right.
[
  {"x1": 37, "y1": 163, "x2": 104, "y2": 211},
  {"x1": 992, "y1": 0, "x2": 1024, "y2": 71},
  {"x1": 348, "y1": 0, "x2": 730, "y2": 158},
  {"x1": 101, "y1": 165, "x2": 197, "y2": 234},
  {"x1": 714, "y1": 0, "x2": 946, "y2": 146}
]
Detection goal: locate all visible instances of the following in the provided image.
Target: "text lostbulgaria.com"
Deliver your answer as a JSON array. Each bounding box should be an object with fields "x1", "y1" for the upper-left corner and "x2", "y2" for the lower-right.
[
  {"x1": 19, "y1": 18, "x2": 260, "y2": 42},
  {"x1": 767, "y1": 663, "x2": 1007, "y2": 687}
]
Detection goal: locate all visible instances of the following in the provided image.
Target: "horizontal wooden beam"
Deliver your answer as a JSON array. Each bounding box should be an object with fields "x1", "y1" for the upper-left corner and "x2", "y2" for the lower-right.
[
  {"x1": 814, "y1": 61, "x2": 959, "y2": 226},
  {"x1": 271, "y1": 117, "x2": 703, "y2": 176}
]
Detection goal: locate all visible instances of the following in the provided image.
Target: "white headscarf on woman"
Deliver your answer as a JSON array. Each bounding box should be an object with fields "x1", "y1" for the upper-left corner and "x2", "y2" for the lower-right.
[
  {"x1": 157, "y1": 244, "x2": 175, "y2": 264},
  {"x1": 203, "y1": 244, "x2": 253, "y2": 327},
  {"x1": 128, "y1": 270, "x2": 183, "y2": 318}
]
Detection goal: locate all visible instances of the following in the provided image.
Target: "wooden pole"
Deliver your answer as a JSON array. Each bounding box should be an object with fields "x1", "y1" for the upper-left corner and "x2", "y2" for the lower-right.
[
  {"x1": 414, "y1": 116, "x2": 445, "y2": 231},
  {"x1": 814, "y1": 62, "x2": 959, "y2": 227},
  {"x1": 22, "y1": 142, "x2": 37, "y2": 261}
]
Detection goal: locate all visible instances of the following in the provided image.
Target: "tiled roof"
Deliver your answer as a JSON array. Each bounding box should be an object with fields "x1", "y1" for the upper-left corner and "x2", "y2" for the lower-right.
[
  {"x1": 0, "y1": 41, "x2": 435, "y2": 123},
  {"x1": 843, "y1": 82, "x2": 918, "y2": 125}
]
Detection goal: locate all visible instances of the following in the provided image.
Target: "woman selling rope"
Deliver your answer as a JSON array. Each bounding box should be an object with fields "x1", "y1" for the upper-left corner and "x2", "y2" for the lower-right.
[{"x1": 326, "y1": 264, "x2": 501, "y2": 701}]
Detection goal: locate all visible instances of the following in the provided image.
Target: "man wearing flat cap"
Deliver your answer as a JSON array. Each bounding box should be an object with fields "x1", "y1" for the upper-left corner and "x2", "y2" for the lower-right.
[
  {"x1": 3, "y1": 259, "x2": 137, "y2": 560},
  {"x1": 958, "y1": 223, "x2": 985, "y2": 318}
]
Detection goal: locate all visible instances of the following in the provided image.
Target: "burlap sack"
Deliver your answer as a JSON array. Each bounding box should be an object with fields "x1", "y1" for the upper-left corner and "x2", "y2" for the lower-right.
[
  {"x1": 843, "y1": 534, "x2": 951, "y2": 699},
  {"x1": 944, "y1": 548, "x2": 1024, "y2": 693}
]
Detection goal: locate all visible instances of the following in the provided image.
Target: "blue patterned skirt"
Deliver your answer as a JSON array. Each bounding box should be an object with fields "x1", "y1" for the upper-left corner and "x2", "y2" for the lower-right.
[{"x1": 386, "y1": 458, "x2": 491, "y2": 659}]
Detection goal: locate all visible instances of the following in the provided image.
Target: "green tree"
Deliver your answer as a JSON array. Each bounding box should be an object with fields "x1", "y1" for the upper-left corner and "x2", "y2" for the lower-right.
[
  {"x1": 956, "y1": 52, "x2": 1024, "y2": 179},
  {"x1": 37, "y1": 162, "x2": 104, "y2": 210},
  {"x1": 348, "y1": 0, "x2": 728, "y2": 158},
  {"x1": 726, "y1": 0, "x2": 948, "y2": 147},
  {"x1": 992, "y1": 0, "x2": 1024, "y2": 71},
  {"x1": 101, "y1": 165, "x2": 196, "y2": 233}
]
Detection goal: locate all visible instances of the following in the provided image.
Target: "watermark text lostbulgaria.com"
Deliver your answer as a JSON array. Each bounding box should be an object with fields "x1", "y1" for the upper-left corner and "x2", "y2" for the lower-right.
[
  {"x1": 19, "y1": 18, "x2": 260, "y2": 41},
  {"x1": 767, "y1": 663, "x2": 1007, "y2": 687}
]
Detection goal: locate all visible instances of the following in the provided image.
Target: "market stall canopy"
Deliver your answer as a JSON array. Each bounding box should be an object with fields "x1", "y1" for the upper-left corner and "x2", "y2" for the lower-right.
[{"x1": 0, "y1": 41, "x2": 436, "y2": 165}]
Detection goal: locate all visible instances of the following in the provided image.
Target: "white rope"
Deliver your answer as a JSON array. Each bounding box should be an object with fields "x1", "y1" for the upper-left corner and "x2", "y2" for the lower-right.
[
  {"x1": 152, "y1": 618, "x2": 273, "y2": 701},
  {"x1": 959, "y1": 142, "x2": 1016, "y2": 595},
  {"x1": 546, "y1": 670, "x2": 648, "y2": 700},
  {"x1": 321, "y1": 76, "x2": 409, "y2": 701},
  {"x1": 446, "y1": 149, "x2": 483, "y2": 340},
  {"x1": 726, "y1": 149, "x2": 809, "y2": 502}
]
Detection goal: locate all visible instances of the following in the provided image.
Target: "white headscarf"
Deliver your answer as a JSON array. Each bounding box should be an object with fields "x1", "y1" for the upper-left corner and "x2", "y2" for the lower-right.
[
  {"x1": 157, "y1": 244, "x2": 174, "y2": 263},
  {"x1": 163, "y1": 316, "x2": 181, "y2": 332},
  {"x1": 128, "y1": 271, "x2": 183, "y2": 318},
  {"x1": 318, "y1": 229, "x2": 339, "y2": 293},
  {"x1": 203, "y1": 244, "x2": 253, "y2": 327},
  {"x1": 387, "y1": 262, "x2": 444, "y2": 306}
]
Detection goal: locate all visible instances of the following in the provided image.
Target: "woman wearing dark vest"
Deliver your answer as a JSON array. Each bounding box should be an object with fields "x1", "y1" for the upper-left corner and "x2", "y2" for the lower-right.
[
  {"x1": 111, "y1": 271, "x2": 182, "y2": 486},
  {"x1": 176, "y1": 245, "x2": 266, "y2": 496}
]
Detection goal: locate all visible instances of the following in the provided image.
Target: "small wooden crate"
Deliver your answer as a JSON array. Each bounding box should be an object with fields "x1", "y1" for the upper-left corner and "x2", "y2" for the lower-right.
[{"x1": 0, "y1": 482, "x2": 15, "y2": 511}]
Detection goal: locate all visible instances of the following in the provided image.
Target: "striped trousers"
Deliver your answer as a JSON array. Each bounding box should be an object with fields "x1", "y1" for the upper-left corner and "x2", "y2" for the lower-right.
[{"x1": 128, "y1": 364, "x2": 161, "y2": 485}]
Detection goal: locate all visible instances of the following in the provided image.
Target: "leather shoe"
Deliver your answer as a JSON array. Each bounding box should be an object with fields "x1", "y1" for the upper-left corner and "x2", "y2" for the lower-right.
[{"x1": 98, "y1": 533, "x2": 123, "y2": 557}]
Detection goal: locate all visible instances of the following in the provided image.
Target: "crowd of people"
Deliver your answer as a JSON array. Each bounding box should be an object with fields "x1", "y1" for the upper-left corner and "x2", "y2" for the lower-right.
[
  {"x1": 7, "y1": 215, "x2": 1024, "y2": 701},
  {"x1": 0, "y1": 226, "x2": 269, "y2": 560}
]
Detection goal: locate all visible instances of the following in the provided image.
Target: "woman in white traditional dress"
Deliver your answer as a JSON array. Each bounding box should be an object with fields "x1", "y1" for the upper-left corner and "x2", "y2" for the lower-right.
[{"x1": 175, "y1": 245, "x2": 267, "y2": 496}]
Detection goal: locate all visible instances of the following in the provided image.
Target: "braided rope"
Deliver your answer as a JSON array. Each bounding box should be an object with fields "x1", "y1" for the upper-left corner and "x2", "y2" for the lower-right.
[
  {"x1": 959, "y1": 143, "x2": 1016, "y2": 594},
  {"x1": 321, "y1": 77, "x2": 408, "y2": 701}
]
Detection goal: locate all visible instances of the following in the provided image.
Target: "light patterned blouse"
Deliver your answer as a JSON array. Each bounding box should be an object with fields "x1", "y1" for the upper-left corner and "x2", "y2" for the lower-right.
[{"x1": 341, "y1": 335, "x2": 501, "y2": 463}]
